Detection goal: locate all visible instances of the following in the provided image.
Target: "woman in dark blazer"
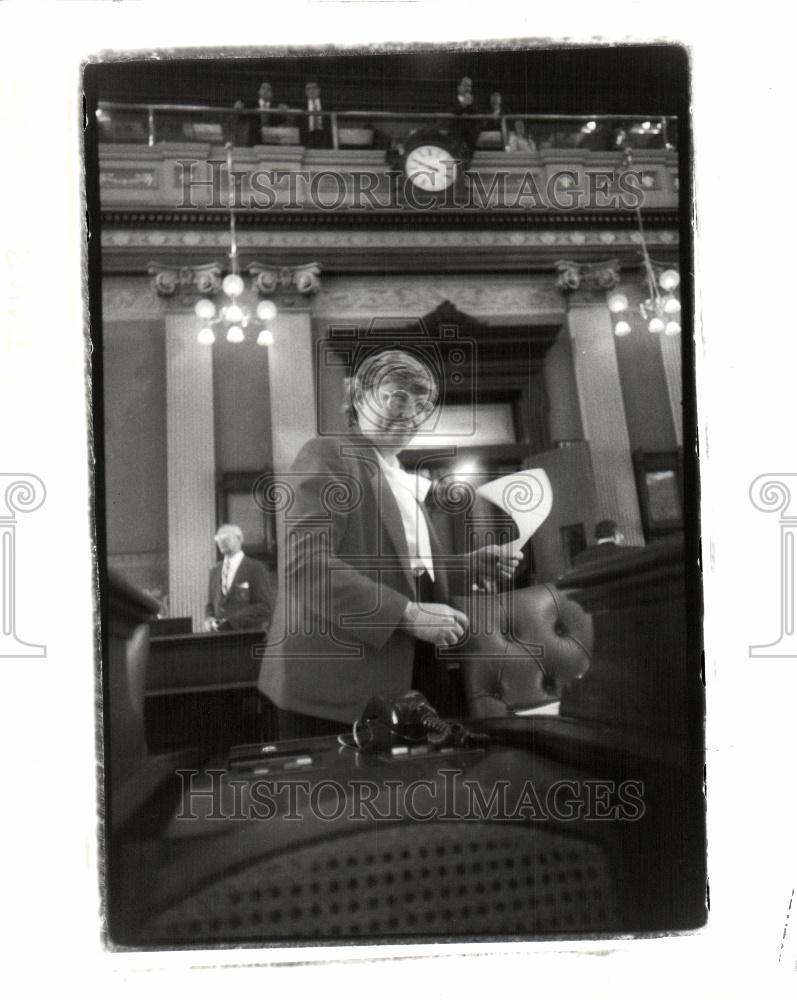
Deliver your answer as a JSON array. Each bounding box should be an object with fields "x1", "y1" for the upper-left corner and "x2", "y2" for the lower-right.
[{"x1": 258, "y1": 350, "x2": 518, "y2": 737}]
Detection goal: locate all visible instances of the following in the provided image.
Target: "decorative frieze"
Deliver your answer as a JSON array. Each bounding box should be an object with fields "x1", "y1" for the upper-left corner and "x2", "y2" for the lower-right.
[
  {"x1": 102, "y1": 274, "x2": 566, "y2": 322},
  {"x1": 100, "y1": 168, "x2": 158, "y2": 190},
  {"x1": 102, "y1": 284, "x2": 163, "y2": 320},
  {"x1": 313, "y1": 277, "x2": 564, "y2": 318},
  {"x1": 106, "y1": 228, "x2": 679, "y2": 252}
]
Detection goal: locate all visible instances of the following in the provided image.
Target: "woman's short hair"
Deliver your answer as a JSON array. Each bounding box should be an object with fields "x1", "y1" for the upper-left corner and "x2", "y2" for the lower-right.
[{"x1": 343, "y1": 349, "x2": 439, "y2": 426}]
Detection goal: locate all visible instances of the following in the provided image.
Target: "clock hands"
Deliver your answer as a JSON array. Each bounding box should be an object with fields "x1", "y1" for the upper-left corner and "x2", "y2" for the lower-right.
[{"x1": 411, "y1": 157, "x2": 442, "y2": 172}]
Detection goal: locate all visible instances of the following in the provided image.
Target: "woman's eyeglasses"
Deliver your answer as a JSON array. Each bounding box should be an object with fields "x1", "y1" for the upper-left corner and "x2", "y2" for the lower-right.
[{"x1": 376, "y1": 387, "x2": 435, "y2": 419}]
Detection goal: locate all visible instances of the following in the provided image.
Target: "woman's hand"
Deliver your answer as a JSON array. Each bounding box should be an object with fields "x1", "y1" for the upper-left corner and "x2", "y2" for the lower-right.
[
  {"x1": 401, "y1": 602, "x2": 469, "y2": 647},
  {"x1": 471, "y1": 543, "x2": 523, "y2": 593}
]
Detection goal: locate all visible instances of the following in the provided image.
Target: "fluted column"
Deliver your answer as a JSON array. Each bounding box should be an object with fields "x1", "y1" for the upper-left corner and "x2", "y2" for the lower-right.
[
  {"x1": 557, "y1": 261, "x2": 644, "y2": 546},
  {"x1": 165, "y1": 311, "x2": 216, "y2": 629},
  {"x1": 267, "y1": 305, "x2": 318, "y2": 473},
  {"x1": 658, "y1": 329, "x2": 683, "y2": 446},
  {"x1": 262, "y1": 304, "x2": 318, "y2": 630}
]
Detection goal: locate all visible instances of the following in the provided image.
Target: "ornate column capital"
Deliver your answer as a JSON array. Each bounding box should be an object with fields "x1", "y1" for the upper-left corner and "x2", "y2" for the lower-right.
[
  {"x1": 555, "y1": 259, "x2": 621, "y2": 306},
  {"x1": 147, "y1": 262, "x2": 223, "y2": 298},
  {"x1": 249, "y1": 262, "x2": 322, "y2": 298}
]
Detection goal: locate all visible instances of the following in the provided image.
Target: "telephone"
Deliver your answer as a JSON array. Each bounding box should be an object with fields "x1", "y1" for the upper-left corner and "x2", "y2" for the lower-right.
[{"x1": 353, "y1": 690, "x2": 488, "y2": 754}]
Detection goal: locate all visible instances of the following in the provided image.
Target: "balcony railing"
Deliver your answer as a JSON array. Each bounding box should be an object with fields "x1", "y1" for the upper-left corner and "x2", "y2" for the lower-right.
[{"x1": 96, "y1": 102, "x2": 677, "y2": 154}]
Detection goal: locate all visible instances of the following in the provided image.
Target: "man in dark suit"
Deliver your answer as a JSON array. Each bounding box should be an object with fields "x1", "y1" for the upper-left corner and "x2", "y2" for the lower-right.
[
  {"x1": 300, "y1": 80, "x2": 330, "y2": 148},
  {"x1": 233, "y1": 81, "x2": 288, "y2": 145},
  {"x1": 258, "y1": 349, "x2": 520, "y2": 738},
  {"x1": 449, "y1": 75, "x2": 480, "y2": 159},
  {"x1": 572, "y1": 519, "x2": 643, "y2": 567},
  {"x1": 204, "y1": 524, "x2": 272, "y2": 632}
]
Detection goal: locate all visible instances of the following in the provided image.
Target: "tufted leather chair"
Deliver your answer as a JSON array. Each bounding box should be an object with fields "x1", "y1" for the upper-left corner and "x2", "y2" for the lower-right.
[{"x1": 452, "y1": 584, "x2": 593, "y2": 718}]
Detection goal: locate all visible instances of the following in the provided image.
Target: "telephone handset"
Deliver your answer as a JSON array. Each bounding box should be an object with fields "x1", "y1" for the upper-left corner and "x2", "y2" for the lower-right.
[{"x1": 353, "y1": 690, "x2": 488, "y2": 753}]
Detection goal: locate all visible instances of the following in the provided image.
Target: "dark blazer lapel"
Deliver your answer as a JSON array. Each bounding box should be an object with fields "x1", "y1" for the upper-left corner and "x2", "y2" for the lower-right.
[
  {"x1": 366, "y1": 462, "x2": 416, "y2": 590},
  {"x1": 341, "y1": 433, "x2": 419, "y2": 591}
]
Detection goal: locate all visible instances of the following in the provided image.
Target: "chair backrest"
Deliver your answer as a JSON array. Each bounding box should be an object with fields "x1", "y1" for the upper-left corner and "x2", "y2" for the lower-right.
[{"x1": 453, "y1": 584, "x2": 593, "y2": 718}]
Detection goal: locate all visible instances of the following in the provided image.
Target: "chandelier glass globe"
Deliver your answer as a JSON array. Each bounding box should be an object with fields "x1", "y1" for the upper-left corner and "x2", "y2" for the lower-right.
[
  {"x1": 256, "y1": 300, "x2": 278, "y2": 322},
  {"x1": 195, "y1": 298, "x2": 216, "y2": 320},
  {"x1": 607, "y1": 293, "x2": 629, "y2": 314},
  {"x1": 658, "y1": 269, "x2": 680, "y2": 292},
  {"x1": 222, "y1": 273, "x2": 245, "y2": 297}
]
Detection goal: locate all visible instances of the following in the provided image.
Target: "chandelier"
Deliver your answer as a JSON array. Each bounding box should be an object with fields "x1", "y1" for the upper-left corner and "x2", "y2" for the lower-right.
[
  {"x1": 608, "y1": 149, "x2": 681, "y2": 338},
  {"x1": 194, "y1": 143, "x2": 277, "y2": 346}
]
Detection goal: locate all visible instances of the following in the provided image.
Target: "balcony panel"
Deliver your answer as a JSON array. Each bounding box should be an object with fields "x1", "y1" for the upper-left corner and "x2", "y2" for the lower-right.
[{"x1": 98, "y1": 143, "x2": 678, "y2": 213}]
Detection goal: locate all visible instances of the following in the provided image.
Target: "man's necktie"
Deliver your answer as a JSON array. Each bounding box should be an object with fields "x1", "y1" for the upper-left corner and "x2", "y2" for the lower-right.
[{"x1": 221, "y1": 557, "x2": 231, "y2": 596}]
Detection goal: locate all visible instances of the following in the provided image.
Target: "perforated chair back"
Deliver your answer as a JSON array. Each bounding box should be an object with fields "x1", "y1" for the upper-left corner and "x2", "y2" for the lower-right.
[{"x1": 146, "y1": 821, "x2": 618, "y2": 942}]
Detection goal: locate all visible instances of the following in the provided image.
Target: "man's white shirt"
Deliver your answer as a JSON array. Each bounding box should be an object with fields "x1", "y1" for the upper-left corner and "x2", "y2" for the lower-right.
[{"x1": 221, "y1": 549, "x2": 245, "y2": 593}]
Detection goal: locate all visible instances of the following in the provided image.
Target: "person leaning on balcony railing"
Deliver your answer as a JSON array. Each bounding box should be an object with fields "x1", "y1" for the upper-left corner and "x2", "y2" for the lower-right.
[
  {"x1": 488, "y1": 91, "x2": 504, "y2": 121},
  {"x1": 505, "y1": 118, "x2": 536, "y2": 154},
  {"x1": 301, "y1": 80, "x2": 331, "y2": 149},
  {"x1": 449, "y1": 75, "x2": 480, "y2": 158},
  {"x1": 233, "y1": 81, "x2": 289, "y2": 145}
]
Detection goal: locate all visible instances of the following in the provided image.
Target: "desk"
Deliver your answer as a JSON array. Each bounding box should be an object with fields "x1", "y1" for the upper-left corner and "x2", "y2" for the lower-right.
[
  {"x1": 146, "y1": 629, "x2": 274, "y2": 752},
  {"x1": 110, "y1": 715, "x2": 705, "y2": 945}
]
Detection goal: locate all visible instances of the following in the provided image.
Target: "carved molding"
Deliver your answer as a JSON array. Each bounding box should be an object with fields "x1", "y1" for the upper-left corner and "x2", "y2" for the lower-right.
[
  {"x1": 102, "y1": 275, "x2": 566, "y2": 321},
  {"x1": 314, "y1": 278, "x2": 564, "y2": 317},
  {"x1": 100, "y1": 207, "x2": 680, "y2": 230},
  {"x1": 555, "y1": 259, "x2": 621, "y2": 294},
  {"x1": 147, "y1": 262, "x2": 224, "y2": 297},
  {"x1": 103, "y1": 285, "x2": 163, "y2": 319},
  {"x1": 249, "y1": 261, "x2": 322, "y2": 296},
  {"x1": 99, "y1": 168, "x2": 158, "y2": 190},
  {"x1": 105, "y1": 229, "x2": 678, "y2": 252}
]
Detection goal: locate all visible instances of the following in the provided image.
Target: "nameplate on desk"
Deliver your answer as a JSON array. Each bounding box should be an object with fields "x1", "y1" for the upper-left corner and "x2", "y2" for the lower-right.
[{"x1": 515, "y1": 701, "x2": 561, "y2": 717}]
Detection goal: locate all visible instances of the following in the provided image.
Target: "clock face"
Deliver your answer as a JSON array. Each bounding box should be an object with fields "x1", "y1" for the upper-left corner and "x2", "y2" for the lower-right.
[{"x1": 404, "y1": 144, "x2": 457, "y2": 192}]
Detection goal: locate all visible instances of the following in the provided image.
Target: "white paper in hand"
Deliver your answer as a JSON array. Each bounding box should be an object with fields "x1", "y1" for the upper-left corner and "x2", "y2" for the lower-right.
[{"x1": 476, "y1": 469, "x2": 553, "y2": 553}]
